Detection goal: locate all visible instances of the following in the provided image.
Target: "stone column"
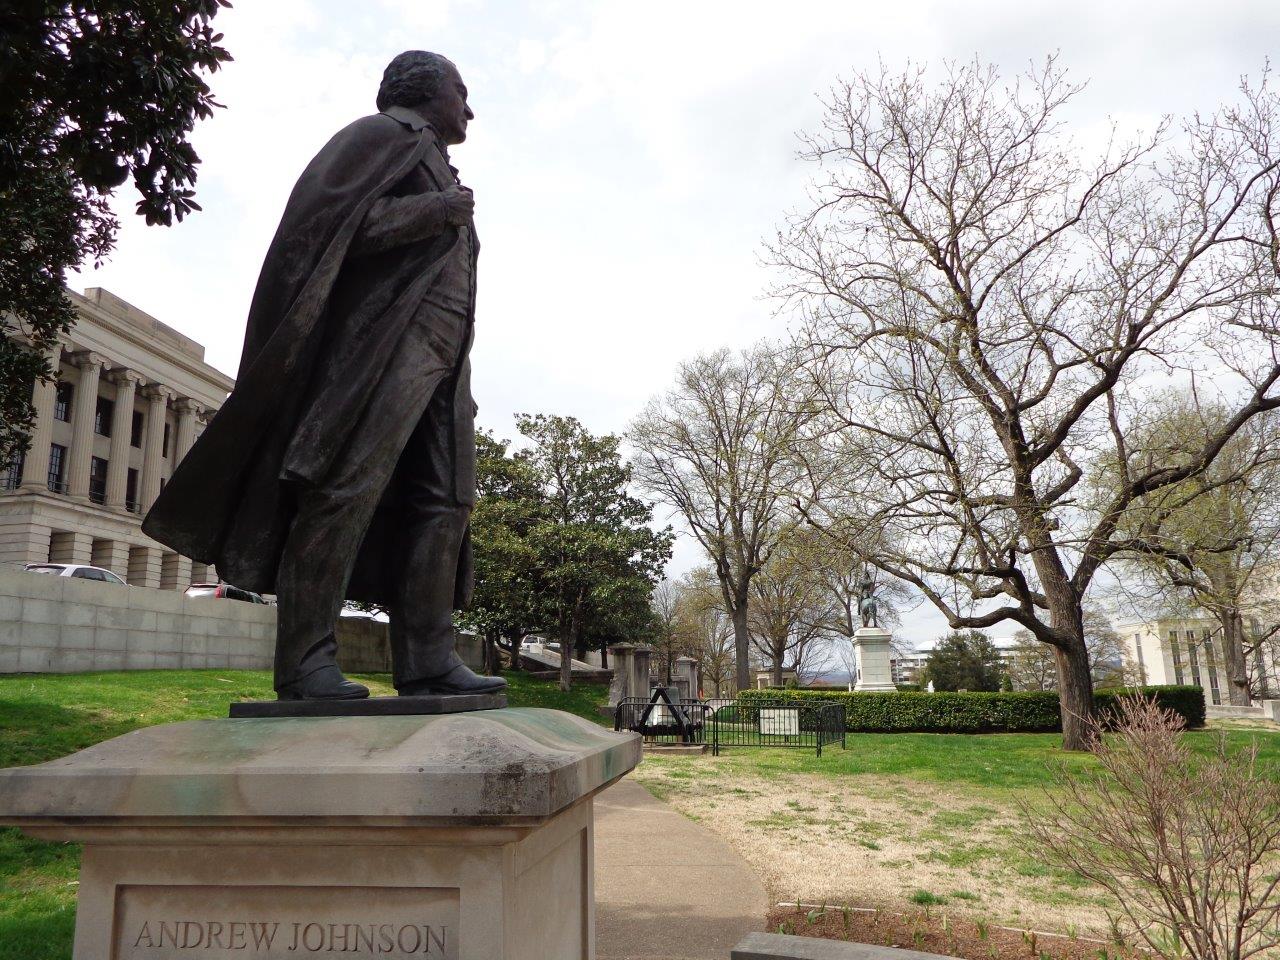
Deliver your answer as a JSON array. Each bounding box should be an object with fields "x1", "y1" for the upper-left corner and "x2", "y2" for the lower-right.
[
  {"x1": 173, "y1": 555, "x2": 193, "y2": 591},
  {"x1": 853, "y1": 626, "x2": 897, "y2": 692},
  {"x1": 632, "y1": 646, "x2": 654, "y2": 701},
  {"x1": 172, "y1": 398, "x2": 201, "y2": 465},
  {"x1": 139, "y1": 385, "x2": 173, "y2": 512},
  {"x1": 127, "y1": 543, "x2": 162, "y2": 588},
  {"x1": 91, "y1": 539, "x2": 130, "y2": 581},
  {"x1": 0, "y1": 520, "x2": 52, "y2": 565},
  {"x1": 20, "y1": 341, "x2": 63, "y2": 491},
  {"x1": 104, "y1": 369, "x2": 141, "y2": 510},
  {"x1": 607, "y1": 644, "x2": 636, "y2": 707},
  {"x1": 65, "y1": 351, "x2": 105, "y2": 499},
  {"x1": 49, "y1": 530, "x2": 93, "y2": 565}
]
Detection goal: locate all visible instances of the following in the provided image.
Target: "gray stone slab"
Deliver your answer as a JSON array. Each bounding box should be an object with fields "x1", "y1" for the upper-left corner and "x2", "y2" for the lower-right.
[
  {"x1": 733, "y1": 933, "x2": 951, "y2": 960},
  {"x1": 0, "y1": 708, "x2": 642, "y2": 822},
  {"x1": 228, "y1": 692, "x2": 506, "y2": 718}
]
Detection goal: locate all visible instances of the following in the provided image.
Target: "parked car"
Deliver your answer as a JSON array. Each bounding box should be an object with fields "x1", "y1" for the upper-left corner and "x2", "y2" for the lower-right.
[
  {"x1": 185, "y1": 582, "x2": 270, "y2": 604},
  {"x1": 23, "y1": 562, "x2": 127, "y2": 585}
]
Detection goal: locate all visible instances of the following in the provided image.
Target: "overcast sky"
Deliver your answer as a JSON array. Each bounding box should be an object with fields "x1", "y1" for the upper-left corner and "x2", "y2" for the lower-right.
[{"x1": 74, "y1": 0, "x2": 1280, "y2": 647}]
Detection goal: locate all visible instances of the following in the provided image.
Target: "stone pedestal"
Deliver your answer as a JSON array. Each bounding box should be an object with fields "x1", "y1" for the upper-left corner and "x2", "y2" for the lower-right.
[
  {"x1": 0, "y1": 708, "x2": 641, "y2": 960},
  {"x1": 853, "y1": 626, "x2": 896, "y2": 692},
  {"x1": 606, "y1": 643, "x2": 652, "y2": 709}
]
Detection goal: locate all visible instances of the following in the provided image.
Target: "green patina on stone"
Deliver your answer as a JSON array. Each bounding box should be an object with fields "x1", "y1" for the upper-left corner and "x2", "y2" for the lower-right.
[{"x1": 0, "y1": 708, "x2": 641, "y2": 824}]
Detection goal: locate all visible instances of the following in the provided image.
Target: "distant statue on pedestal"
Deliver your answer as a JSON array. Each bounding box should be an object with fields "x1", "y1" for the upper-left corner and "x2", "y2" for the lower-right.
[{"x1": 858, "y1": 573, "x2": 879, "y2": 628}]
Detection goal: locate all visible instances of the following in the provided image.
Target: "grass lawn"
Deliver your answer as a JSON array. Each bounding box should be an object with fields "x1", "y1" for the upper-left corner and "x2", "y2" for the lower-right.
[
  {"x1": 4, "y1": 671, "x2": 1277, "y2": 957},
  {"x1": 0, "y1": 668, "x2": 611, "y2": 960},
  {"x1": 634, "y1": 725, "x2": 1280, "y2": 939}
]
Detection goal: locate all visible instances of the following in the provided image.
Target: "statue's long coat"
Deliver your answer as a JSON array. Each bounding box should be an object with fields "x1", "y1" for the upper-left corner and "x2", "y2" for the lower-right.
[{"x1": 142, "y1": 107, "x2": 475, "y2": 606}]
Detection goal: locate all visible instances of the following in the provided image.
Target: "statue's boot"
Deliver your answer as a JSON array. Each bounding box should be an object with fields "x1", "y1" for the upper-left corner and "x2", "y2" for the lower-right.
[
  {"x1": 397, "y1": 663, "x2": 507, "y2": 696},
  {"x1": 278, "y1": 663, "x2": 370, "y2": 701},
  {"x1": 390, "y1": 512, "x2": 507, "y2": 698}
]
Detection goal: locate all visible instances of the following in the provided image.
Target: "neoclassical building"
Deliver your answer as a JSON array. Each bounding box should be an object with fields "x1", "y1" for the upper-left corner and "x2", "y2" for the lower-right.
[
  {"x1": 1, "y1": 288, "x2": 233, "y2": 588},
  {"x1": 1117, "y1": 616, "x2": 1280, "y2": 704}
]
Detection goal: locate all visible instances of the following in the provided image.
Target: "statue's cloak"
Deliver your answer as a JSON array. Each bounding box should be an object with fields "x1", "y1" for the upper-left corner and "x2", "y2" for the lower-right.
[{"x1": 143, "y1": 109, "x2": 474, "y2": 605}]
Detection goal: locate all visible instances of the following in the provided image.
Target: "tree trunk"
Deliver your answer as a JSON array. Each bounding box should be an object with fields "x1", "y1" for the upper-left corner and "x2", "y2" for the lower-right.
[
  {"x1": 732, "y1": 602, "x2": 751, "y2": 692},
  {"x1": 1034, "y1": 550, "x2": 1096, "y2": 750},
  {"x1": 600, "y1": 645, "x2": 608, "y2": 670},
  {"x1": 484, "y1": 629, "x2": 499, "y2": 675},
  {"x1": 508, "y1": 629, "x2": 523, "y2": 671},
  {"x1": 559, "y1": 605, "x2": 580, "y2": 693},
  {"x1": 1052, "y1": 639, "x2": 1095, "y2": 751},
  {"x1": 1219, "y1": 608, "x2": 1253, "y2": 706}
]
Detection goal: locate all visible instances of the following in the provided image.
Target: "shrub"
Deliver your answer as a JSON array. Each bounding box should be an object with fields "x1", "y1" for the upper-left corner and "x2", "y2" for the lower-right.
[
  {"x1": 1095, "y1": 685, "x2": 1205, "y2": 729},
  {"x1": 735, "y1": 685, "x2": 1204, "y2": 733},
  {"x1": 1024, "y1": 696, "x2": 1280, "y2": 960}
]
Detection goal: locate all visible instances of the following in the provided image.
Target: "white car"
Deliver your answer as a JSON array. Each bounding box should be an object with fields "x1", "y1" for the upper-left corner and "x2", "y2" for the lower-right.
[{"x1": 23, "y1": 562, "x2": 127, "y2": 585}]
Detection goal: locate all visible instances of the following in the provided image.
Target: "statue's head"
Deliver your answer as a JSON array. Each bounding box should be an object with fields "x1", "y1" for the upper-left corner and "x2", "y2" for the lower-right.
[{"x1": 377, "y1": 50, "x2": 473, "y2": 145}]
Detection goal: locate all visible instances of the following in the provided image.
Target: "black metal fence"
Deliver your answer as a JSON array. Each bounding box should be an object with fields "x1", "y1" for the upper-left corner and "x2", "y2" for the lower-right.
[{"x1": 614, "y1": 694, "x2": 846, "y2": 756}]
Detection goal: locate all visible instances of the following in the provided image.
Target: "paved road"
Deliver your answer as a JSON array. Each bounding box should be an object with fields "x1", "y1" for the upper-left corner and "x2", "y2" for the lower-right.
[{"x1": 595, "y1": 778, "x2": 767, "y2": 960}]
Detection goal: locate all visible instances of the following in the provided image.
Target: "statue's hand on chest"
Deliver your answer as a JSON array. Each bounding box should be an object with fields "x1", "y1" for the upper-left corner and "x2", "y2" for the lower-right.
[{"x1": 422, "y1": 147, "x2": 473, "y2": 227}]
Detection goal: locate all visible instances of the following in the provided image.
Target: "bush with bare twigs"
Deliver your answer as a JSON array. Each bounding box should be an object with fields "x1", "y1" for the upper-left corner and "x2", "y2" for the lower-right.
[{"x1": 1024, "y1": 697, "x2": 1280, "y2": 960}]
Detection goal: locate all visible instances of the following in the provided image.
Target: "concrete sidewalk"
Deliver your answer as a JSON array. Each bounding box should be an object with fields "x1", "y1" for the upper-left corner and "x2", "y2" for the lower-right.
[{"x1": 595, "y1": 779, "x2": 767, "y2": 960}]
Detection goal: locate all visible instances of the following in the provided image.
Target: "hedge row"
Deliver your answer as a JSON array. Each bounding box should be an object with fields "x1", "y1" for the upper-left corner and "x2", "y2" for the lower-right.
[{"x1": 735, "y1": 685, "x2": 1205, "y2": 733}]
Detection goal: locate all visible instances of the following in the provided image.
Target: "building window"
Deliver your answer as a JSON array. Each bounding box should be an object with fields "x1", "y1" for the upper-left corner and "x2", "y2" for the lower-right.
[
  {"x1": 1133, "y1": 632, "x2": 1147, "y2": 684},
  {"x1": 47, "y1": 443, "x2": 67, "y2": 493},
  {"x1": 131, "y1": 411, "x2": 143, "y2": 448},
  {"x1": 94, "y1": 396, "x2": 114, "y2": 437},
  {"x1": 1169, "y1": 631, "x2": 1184, "y2": 685},
  {"x1": 126, "y1": 468, "x2": 139, "y2": 513},
  {"x1": 53, "y1": 382, "x2": 73, "y2": 422},
  {"x1": 163, "y1": 422, "x2": 171, "y2": 458},
  {"x1": 1187, "y1": 631, "x2": 1202, "y2": 687},
  {"x1": 88, "y1": 456, "x2": 108, "y2": 505},
  {"x1": 1, "y1": 450, "x2": 24, "y2": 490}
]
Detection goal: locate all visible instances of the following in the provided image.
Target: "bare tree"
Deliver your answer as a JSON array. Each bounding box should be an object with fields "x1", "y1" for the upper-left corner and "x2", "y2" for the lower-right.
[
  {"x1": 1025, "y1": 697, "x2": 1280, "y2": 960},
  {"x1": 650, "y1": 578, "x2": 684, "y2": 683},
  {"x1": 630, "y1": 345, "x2": 809, "y2": 691},
  {"x1": 747, "y1": 528, "x2": 834, "y2": 685},
  {"x1": 673, "y1": 566, "x2": 737, "y2": 696},
  {"x1": 771, "y1": 59, "x2": 1280, "y2": 749}
]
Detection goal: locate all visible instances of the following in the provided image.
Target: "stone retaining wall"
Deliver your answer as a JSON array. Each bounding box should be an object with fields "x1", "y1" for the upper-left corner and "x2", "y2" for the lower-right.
[
  {"x1": 0, "y1": 569, "x2": 491, "y2": 676},
  {"x1": 0, "y1": 567, "x2": 275, "y2": 673}
]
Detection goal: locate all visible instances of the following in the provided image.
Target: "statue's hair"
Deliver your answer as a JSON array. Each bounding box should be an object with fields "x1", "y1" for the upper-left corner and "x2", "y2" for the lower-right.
[{"x1": 376, "y1": 51, "x2": 453, "y2": 112}]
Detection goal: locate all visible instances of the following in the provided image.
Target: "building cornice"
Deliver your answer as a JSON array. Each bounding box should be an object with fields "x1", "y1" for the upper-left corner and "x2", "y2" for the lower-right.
[{"x1": 64, "y1": 290, "x2": 235, "y2": 397}]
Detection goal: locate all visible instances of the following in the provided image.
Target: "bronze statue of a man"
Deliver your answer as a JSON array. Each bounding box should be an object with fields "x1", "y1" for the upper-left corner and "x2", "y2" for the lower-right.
[{"x1": 144, "y1": 51, "x2": 506, "y2": 702}]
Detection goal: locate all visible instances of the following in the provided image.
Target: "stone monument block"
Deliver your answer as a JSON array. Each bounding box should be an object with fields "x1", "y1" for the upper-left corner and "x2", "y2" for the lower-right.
[
  {"x1": 0, "y1": 709, "x2": 641, "y2": 959},
  {"x1": 853, "y1": 626, "x2": 897, "y2": 692}
]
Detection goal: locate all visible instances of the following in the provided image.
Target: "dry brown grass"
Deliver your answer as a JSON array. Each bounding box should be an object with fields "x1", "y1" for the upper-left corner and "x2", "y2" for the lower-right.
[{"x1": 634, "y1": 757, "x2": 1116, "y2": 937}]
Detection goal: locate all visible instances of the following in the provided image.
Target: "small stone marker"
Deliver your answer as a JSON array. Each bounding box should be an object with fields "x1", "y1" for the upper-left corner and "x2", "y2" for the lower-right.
[{"x1": 0, "y1": 708, "x2": 641, "y2": 959}]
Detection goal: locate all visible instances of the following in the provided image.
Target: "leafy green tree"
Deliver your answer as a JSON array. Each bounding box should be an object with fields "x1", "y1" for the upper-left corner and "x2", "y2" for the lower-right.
[
  {"x1": 458, "y1": 431, "x2": 548, "y2": 672},
  {"x1": 517, "y1": 414, "x2": 673, "y2": 691},
  {"x1": 923, "y1": 630, "x2": 1004, "y2": 692},
  {"x1": 1, "y1": 2, "x2": 230, "y2": 462}
]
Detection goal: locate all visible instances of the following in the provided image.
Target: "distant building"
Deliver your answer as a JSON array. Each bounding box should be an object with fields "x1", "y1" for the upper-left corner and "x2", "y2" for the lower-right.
[
  {"x1": 753, "y1": 668, "x2": 798, "y2": 689},
  {"x1": 1116, "y1": 616, "x2": 1280, "y2": 705},
  {"x1": 890, "y1": 652, "x2": 928, "y2": 685},
  {"x1": 1, "y1": 289, "x2": 232, "y2": 588}
]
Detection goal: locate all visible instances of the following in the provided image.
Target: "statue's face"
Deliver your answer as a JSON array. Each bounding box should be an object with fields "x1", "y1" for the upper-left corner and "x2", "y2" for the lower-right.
[{"x1": 422, "y1": 61, "x2": 473, "y2": 145}]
